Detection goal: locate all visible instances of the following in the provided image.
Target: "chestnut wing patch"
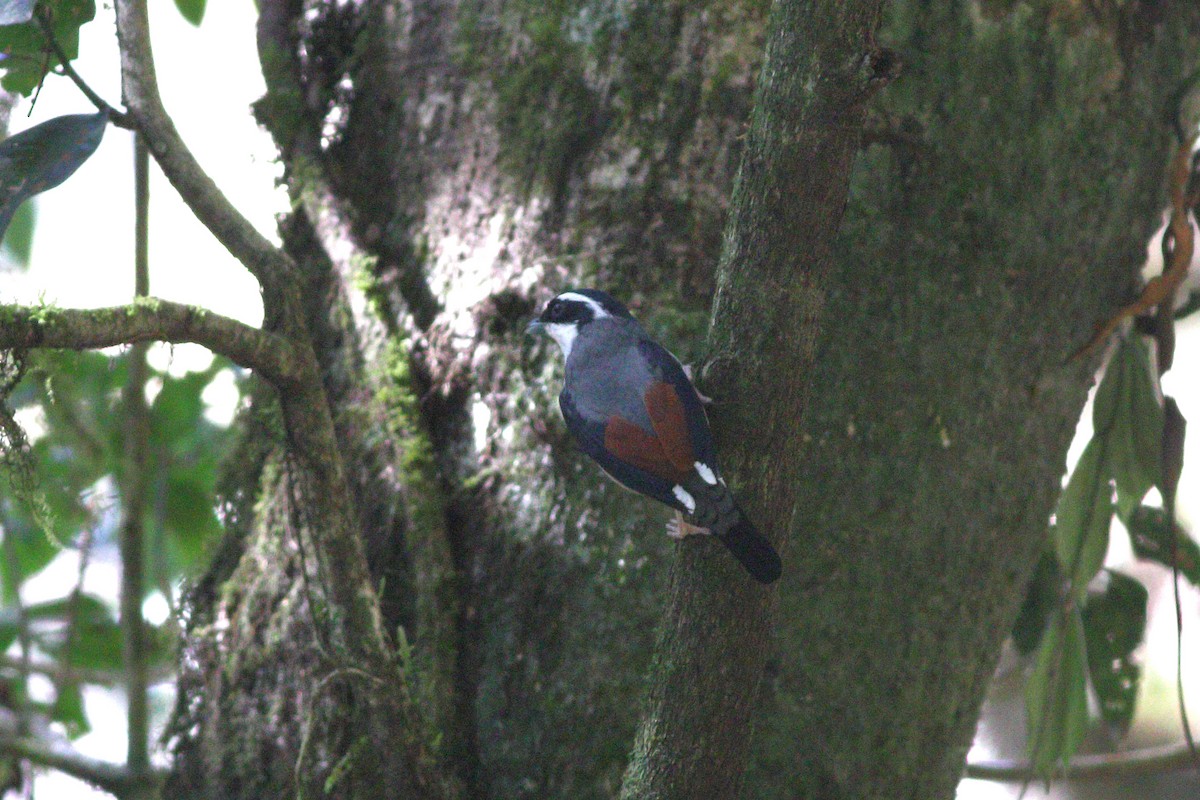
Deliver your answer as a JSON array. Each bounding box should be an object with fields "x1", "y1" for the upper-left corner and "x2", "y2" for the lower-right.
[
  {"x1": 642, "y1": 381, "x2": 697, "y2": 475},
  {"x1": 603, "y1": 415, "x2": 689, "y2": 484},
  {"x1": 561, "y1": 389, "x2": 687, "y2": 512}
]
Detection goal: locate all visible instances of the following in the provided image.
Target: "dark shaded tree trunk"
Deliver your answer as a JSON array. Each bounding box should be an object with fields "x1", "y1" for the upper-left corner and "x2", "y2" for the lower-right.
[
  {"x1": 747, "y1": 3, "x2": 1200, "y2": 798},
  {"x1": 161, "y1": 1, "x2": 1200, "y2": 799}
]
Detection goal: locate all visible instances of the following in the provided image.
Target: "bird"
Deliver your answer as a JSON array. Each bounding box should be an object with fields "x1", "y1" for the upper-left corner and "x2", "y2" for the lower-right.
[{"x1": 527, "y1": 289, "x2": 782, "y2": 583}]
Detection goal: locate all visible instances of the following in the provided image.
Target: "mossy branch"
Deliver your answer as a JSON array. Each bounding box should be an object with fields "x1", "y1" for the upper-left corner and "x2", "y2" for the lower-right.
[
  {"x1": 0, "y1": 300, "x2": 303, "y2": 386},
  {"x1": 104, "y1": 1, "x2": 453, "y2": 794}
]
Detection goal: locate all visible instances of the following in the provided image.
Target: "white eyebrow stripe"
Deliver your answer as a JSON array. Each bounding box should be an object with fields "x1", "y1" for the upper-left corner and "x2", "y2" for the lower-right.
[{"x1": 557, "y1": 292, "x2": 610, "y2": 319}]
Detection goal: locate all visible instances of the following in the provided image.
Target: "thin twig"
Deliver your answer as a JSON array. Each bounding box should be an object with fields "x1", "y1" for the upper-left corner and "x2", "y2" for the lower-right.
[
  {"x1": 119, "y1": 132, "x2": 152, "y2": 777},
  {"x1": 1163, "y1": 401, "x2": 1199, "y2": 767},
  {"x1": 965, "y1": 740, "x2": 1200, "y2": 782},
  {"x1": 0, "y1": 653, "x2": 172, "y2": 687},
  {"x1": 56, "y1": 522, "x2": 96, "y2": 713},
  {"x1": 0, "y1": 531, "x2": 35, "y2": 796},
  {"x1": 34, "y1": 9, "x2": 133, "y2": 128}
]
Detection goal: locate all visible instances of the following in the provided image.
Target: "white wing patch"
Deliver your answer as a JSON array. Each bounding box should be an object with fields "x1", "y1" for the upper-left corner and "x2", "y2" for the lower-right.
[
  {"x1": 672, "y1": 485, "x2": 696, "y2": 514},
  {"x1": 557, "y1": 292, "x2": 611, "y2": 320},
  {"x1": 694, "y1": 461, "x2": 717, "y2": 485}
]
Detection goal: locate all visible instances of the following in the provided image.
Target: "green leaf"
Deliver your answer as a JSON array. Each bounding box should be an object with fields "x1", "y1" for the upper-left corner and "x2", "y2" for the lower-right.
[
  {"x1": 161, "y1": 472, "x2": 220, "y2": 572},
  {"x1": 41, "y1": 607, "x2": 121, "y2": 671},
  {"x1": 0, "y1": 112, "x2": 107, "y2": 241},
  {"x1": 1053, "y1": 438, "x2": 1112, "y2": 601},
  {"x1": 28, "y1": 350, "x2": 127, "y2": 473},
  {"x1": 0, "y1": 197, "x2": 35, "y2": 266},
  {"x1": 0, "y1": 515, "x2": 59, "y2": 603},
  {"x1": 1127, "y1": 505, "x2": 1200, "y2": 586},
  {"x1": 0, "y1": 594, "x2": 118, "y2": 676},
  {"x1": 0, "y1": 0, "x2": 96, "y2": 95},
  {"x1": 0, "y1": 592, "x2": 111, "y2": 652},
  {"x1": 1, "y1": 354, "x2": 130, "y2": 564},
  {"x1": 1081, "y1": 570, "x2": 1147, "y2": 732},
  {"x1": 149, "y1": 367, "x2": 212, "y2": 449},
  {"x1": 1175, "y1": 290, "x2": 1200, "y2": 321},
  {"x1": 1092, "y1": 337, "x2": 1162, "y2": 518},
  {"x1": 172, "y1": 0, "x2": 204, "y2": 26},
  {"x1": 1026, "y1": 608, "x2": 1090, "y2": 776},
  {"x1": 51, "y1": 678, "x2": 90, "y2": 737},
  {"x1": 1011, "y1": 546, "x2": 1061, "y2": 656}
]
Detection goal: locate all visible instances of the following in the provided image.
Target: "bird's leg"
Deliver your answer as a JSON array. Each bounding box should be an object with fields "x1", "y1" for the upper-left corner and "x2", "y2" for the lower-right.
[
  {"x1": 666, "y1": 510, "x2": 712, "y2": 539},
  {"x1": 680, "y1": 364, "x2": 714, "y2": 405}
]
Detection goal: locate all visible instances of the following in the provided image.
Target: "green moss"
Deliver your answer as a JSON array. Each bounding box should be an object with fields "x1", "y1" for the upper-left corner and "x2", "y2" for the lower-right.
[
  {"x1": 325, "y1": 735, "x2": 370, "y2": 794},
  {"x1": 377, "y1": 342, "x2": 441, "y2": 527},
  {"x1": 372, "y1": 340, "x2": 461, "y2": 753},
  {"x1": 350, "y1": 251, "x2": 392, "y2": 325},
  {"x1": 33, "y1": 296, "x2": 55, "y2": 322}
]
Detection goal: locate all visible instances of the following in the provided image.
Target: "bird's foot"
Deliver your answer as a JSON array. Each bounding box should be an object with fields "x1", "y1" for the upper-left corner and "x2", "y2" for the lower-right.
[
  {"x1": 681, "y1": 364, "x2": 714, "y2": 405},
  {"x1": 667, "y1": 511, "x2": 711, "y2": 540}
]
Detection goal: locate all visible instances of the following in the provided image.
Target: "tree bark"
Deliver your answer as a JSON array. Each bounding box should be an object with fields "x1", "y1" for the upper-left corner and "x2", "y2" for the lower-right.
[
  {"x1": 620, "y1": 1, "x2": 890, "y2": 797},
  {"x1": 748, "y1": 3, "x2": 1200, "y2": 798},
  {"x1": 154, "y1": 1, "x2": 1200, "y2": 799}
]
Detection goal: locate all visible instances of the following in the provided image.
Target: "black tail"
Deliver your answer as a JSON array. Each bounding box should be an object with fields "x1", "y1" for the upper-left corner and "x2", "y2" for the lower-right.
[{"x1": 718, "y1": 514, "x2": 781, "y2": 584}]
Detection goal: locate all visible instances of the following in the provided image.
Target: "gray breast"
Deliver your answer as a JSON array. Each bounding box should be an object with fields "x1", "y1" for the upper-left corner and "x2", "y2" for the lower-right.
[{"x1": 564, "y1": 319, "x2": 655, "y2": 431}]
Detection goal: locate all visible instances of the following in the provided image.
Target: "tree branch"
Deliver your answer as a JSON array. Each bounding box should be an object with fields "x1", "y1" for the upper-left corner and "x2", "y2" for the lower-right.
[
  {"x1": 965, "y1": 741, "x2": 1200, "y2": 782},
  {"x1": 119, "y1": 135, "x2": 151, "y2": 779},
  {"x1": 113, "y1": 0, "x2": 291, "y2": 287},
  {"x1": 0, "y1": 736, "x2": 164, "y2": 799},
  {"x1": 0, "y1": 300, "x2": 303, "y2": 386}
]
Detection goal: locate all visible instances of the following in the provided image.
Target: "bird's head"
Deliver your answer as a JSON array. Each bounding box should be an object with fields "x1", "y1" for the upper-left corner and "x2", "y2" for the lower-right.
[{"x1": 526, "y1": 290, "x2": 633, "y2": 358}]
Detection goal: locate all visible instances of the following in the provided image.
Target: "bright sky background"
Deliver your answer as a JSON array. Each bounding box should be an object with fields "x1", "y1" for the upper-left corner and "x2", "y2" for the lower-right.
[
  {"x1": 3, "y1": 0, "x2": 276, "y2": 328},
  {"x1": 2, "y1": 3, "x2": 1200, "y2": 799}
]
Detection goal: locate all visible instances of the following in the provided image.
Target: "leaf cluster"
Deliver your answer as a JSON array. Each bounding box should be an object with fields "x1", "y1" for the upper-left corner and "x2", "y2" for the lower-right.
[
  {"x1": 0, "y1": 350, "x2": 235, "y2": 736},
  {"x1": 1017, "y1": 336, "x2": 1197, "y2": 776},
  {"x1": 0, "y1": 0, "x2": 94, "y2": 96}
]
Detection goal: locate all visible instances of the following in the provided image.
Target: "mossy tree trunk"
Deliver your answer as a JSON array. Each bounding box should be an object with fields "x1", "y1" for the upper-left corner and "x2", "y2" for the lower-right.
[
  {"x1": 620, "y1": 1, "x2": 891, "y2": 797},
  {"x1": 162, "y1": 1, "x2": 1200, "y2": 799},
  {"x1": 747, "y1": 3, "x2": 1200, "y2": 799}
]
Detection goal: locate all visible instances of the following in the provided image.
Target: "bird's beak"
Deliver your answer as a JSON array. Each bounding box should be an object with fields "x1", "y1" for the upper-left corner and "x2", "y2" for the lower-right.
[{"x1": 526, "y1": 320, "x2": 545, "y2": 336}]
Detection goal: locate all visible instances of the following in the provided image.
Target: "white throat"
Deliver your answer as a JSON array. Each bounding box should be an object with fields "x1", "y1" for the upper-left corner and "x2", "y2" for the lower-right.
[{"x1": 544, "y1": 322, "x2": 579, "y2": 359}]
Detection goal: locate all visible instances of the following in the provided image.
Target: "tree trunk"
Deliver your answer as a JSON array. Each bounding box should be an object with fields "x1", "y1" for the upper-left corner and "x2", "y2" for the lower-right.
[
  {"x1": 747, "y1": 3, "x2": 1200, "y2": 798},
  {"x1": 161, "y1": 1, "x2": 1200, "y2": 799},
  {"x1": 621, "y1": 1, "x2": 890, "y2": 797}
]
